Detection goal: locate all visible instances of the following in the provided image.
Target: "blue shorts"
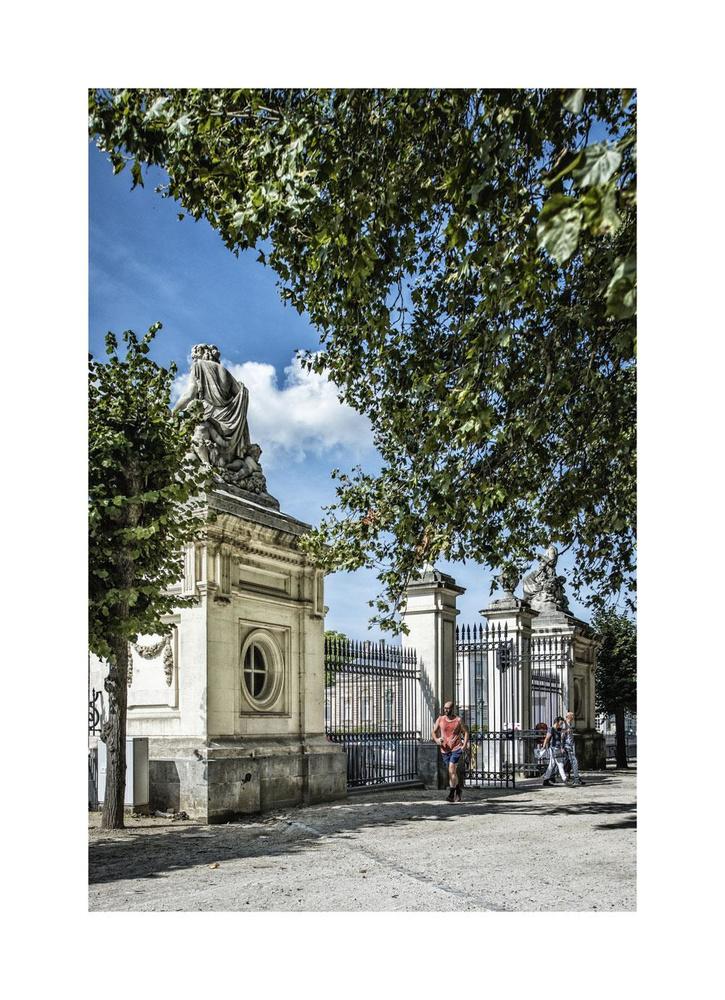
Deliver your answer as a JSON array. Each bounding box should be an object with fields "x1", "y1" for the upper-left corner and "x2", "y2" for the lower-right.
[{"x1": 442, "y1": 748, "x2": 463, "y2": 765}]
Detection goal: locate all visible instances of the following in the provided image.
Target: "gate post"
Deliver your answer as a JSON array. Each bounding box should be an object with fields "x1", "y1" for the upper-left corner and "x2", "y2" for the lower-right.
[
  {"x1": 530, "y1": 614, "x2": 604, "y2": 769},
  {"x1": 401, "y1": 568, "x2": 465, "y2": 788},
  {"x1": 481, "y1": 584, "x2": 537, "y2": 738}
]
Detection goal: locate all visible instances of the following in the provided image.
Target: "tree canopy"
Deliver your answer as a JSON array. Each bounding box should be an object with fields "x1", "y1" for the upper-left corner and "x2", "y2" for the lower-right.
[
  {"x1": 89, "y1": 88, "x2": 636, "y2": 630},
  {"x1": 592, "y1": 607, "x2": 637, "y2": 717},
  {"x1": 89, "y1": 323, "x2": 208, "y2": 660},
  {"x1": 592, "y1": 606, "x2": 636, "y2": 768}
]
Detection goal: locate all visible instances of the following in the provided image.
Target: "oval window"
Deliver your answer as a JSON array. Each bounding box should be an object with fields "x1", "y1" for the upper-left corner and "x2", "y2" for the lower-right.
[{"x1": 243, "y1": 642, "x2": 268, "y2": 700}]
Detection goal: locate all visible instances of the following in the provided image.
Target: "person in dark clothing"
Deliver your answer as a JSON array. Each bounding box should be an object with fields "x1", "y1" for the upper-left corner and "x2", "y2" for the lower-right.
[{"x1": 541, "y1": 716, "x2": 568, "y2": 786}]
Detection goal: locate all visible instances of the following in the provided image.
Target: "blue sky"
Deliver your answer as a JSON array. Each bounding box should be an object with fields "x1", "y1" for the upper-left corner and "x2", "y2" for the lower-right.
[{"x1": 89, "y1": 141, "x2": 592, "y2": 635}]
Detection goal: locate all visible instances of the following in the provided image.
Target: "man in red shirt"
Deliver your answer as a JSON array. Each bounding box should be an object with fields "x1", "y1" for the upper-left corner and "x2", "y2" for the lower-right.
[{"x1": 432, "y1": 701, "x2": 470, "y2": 802}]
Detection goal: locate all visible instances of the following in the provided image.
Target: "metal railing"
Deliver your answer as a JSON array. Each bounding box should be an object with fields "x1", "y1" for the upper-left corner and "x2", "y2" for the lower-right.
[
  {"x1": 324, "y1": 637, "x2": 420, "y2": 787},
  {"x1": 89, "y1": 687, "x2": 103, "y2": 736},
  {"x1": 605, "y1": 734, "x2": 637, "y2": 763},
  {"x1": 88, "y1": 747, "x2": 99, "y2": 810},
  {"x1": 456, "y1": 624, "x2": 572, "y2": 787}
]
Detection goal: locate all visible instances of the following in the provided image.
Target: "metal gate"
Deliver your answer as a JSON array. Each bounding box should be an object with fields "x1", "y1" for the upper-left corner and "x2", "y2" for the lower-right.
[
  {"x1": 324, "y1": 637, "x2": 420, "y2": 787},
  {"x1": 455, "y1": 624, "x2": 571, "y2": 787},
  {"x1": 88, "y1": 687, "x2": 103, "y2": 810}
]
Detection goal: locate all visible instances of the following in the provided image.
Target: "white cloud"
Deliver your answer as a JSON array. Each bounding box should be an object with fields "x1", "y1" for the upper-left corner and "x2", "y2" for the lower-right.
[
  {"x1": 172, "y1": 355, "x2": 375, "y2": 467},
  {"x1": 170, "y1": 369, "x2": 193, "y2": 406}
]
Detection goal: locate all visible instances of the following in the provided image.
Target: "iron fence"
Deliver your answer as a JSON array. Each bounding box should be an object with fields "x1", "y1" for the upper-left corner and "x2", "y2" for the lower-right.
[
  {"x1": 530, "y1": 633, "x2": 570, "y2": 731},
  {"x1": 88, "y1": 747, "x2": 99, "y2": 810},
  {"x1": 597, "y1": 712, "x2": 637, "y2": 765},
  {"x1": 605, "y1": 735, "x2": 637, "y2": 763},
  {"x1": 88, "y1": 687, "x2": 104, "y2": 811},
  {"x1": 324, "y1": 637, "x2": 420, "y2": 787},
  {"x1": 456, "y1": 624, "x2": 572, "y2": 787},
  {"x1": 89, "y1": 687, "x2": 103, "y2": 736}
]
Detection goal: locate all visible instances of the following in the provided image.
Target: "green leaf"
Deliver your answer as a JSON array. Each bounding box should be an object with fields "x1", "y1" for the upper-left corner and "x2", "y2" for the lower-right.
[
  {"x1": 580, "y1": 185, "x2": 621, "y2": 236},
  {"x1": 496, "y1": 107, "x2": 514, "y2": 124},
  {"x1": 173, "y1": 114, "x2": 192, "y2": 137},
  {"x1": 562, "y1": 89, "x2": 585, "y2": 114},
  {"x1": 606, "y1": 255, "x2": 636, "y2": 319},
  {"x1": 572, "y1": 143, "x2": 622, "y2": 189},
  {"x1": 536, "y1": 195, "x2": 582, "y2": 264},
  {"x1": 131, "y1": 161, "x2": 144, "y2": 190},
  {"x1": 145, "y1": 95, "x2": 171, "y2": 120},
  {"x1": 544, "y1": 149, "x2": 583, "y2": 188}
]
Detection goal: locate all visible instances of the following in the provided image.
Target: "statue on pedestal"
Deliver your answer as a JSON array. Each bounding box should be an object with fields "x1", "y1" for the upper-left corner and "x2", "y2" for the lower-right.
[
  {"x1": 522, "y1": 545, "x2": 570, "y2": 614},
  {"x1": 495, "y1": 567, "x2": 519, "y2": 599},
  {"x1": 172, "y1": 344, "x2": 270, "y2": 496}
]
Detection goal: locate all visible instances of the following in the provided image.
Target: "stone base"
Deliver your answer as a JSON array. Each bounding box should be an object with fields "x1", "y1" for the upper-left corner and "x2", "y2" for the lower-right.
[
  {"x1": 211, "y1": 476, "x2": 281, "y2": 510},
  {"x1": 532, "y1": 608, "x2": 592, "y2": 633},
  {"x1": 576, "y1": 729, "x2": 607, "y2": 770},
  {"x1": 148, "y1": 736, "x2": 347, "y2": 823},
  {"x1": 417, "y1": 742, "x2": 449, "y2": 789}
]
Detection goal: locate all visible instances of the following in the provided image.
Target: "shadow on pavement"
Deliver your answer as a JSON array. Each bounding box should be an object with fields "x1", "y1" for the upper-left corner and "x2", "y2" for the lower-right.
[
  {"x1": 593, "y1": 816, "x2": 637, "y2": 830},
  {"x1": 89, "y1": 775, "x2": 636, "y2": 886}
]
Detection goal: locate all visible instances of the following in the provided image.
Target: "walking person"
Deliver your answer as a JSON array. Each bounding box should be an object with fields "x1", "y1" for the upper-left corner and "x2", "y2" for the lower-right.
[
  {"x1": 432, "y1": 701, "x2": 469, "y2": 802},
  {"x1": 541, "y1": 716, "x2": 568, "y2": 787},
  {"x1": 563, "y1": 711, "x2": 585, "y2": 786}
]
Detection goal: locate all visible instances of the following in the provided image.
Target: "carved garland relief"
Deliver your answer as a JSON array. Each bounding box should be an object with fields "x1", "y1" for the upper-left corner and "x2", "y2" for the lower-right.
[{"x1": 128, "y1": 631, "x2": 176, "y2": 687}]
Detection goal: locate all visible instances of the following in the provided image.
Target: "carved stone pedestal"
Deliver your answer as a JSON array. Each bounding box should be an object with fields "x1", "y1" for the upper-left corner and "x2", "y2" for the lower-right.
[{"x1": 89, "y1": 486, "x2": 347, "y2": 822}]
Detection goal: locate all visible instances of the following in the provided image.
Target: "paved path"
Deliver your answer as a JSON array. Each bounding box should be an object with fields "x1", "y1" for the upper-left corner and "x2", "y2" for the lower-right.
[{"x1": 89, "y1": 769, "x2": 635, "y2": 911}]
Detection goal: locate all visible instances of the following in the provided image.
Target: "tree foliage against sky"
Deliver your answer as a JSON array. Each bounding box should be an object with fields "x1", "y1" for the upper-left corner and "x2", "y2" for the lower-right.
[
  {"x1": 89, "y1": 324, "x2": 208, "y2": 659},
  {"x1": 89, "y1": 88, "x2": 636, "y2": 630},
  {"x1": 592, "y1": 606, "x2": 636, "y2": 768},
  {"x1": 592, "y1": 607, "x2": 637, "y2": 717}
]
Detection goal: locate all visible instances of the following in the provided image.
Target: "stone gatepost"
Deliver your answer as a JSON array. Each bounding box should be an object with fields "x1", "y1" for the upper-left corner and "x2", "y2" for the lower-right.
[
  {"x1": 89, "y1": 486, "x2": 348, "y2": 822},
  {"x1": 530, "y1": 608, "x2": 605, "y2": 769},
  {"x1": 88, "y1": 343, "x2": 348, "y2": 822},
  {"x1": 400, "y1": 568, "x2": 465, "y2": 789},
  {"x1": 480, "y1": 586, "x2": 538, "y2": 734},
  {"x1": 521, "y1": 545, "x2": 606, "y2": 770}
]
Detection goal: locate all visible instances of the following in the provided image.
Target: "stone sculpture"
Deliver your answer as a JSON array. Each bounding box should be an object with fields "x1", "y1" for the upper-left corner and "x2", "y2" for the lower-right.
[
  {"x1": 495, "y1": 566, "x2": 519, "y2": 598},
  {"x1": 522, "y1": 544, "x2": 570, "y2": 614},
  {"x1": 172, "y1": 344, "x2": 269, "y2": 496}
]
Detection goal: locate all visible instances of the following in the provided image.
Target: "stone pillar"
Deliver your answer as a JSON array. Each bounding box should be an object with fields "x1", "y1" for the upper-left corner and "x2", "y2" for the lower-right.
[
  {"x1": 531, "y1": 608, "x2": 605, "y2": 770},
  {"x1": 90, "y1": 484, "x2": 348, "y2": 822},
  {"x1": 480, "y1": 590, "x2": 538, "y2": 733},
  {"x1": 520, "y1": 545, "x2": 606, "y2": 769},
  {"x1": 401, "y1": 568, "x2": 465, "y2": 789}
]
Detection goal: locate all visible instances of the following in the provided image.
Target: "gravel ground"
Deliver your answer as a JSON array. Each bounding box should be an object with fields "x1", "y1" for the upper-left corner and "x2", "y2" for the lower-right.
[{"x1": 89, "y1": 768, "x2": 636, "y2": 912}]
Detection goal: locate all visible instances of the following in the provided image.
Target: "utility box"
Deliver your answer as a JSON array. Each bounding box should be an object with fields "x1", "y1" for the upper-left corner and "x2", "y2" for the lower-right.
[{"x1": 97, "y1": 738, "x2": 149, "y2": 809}]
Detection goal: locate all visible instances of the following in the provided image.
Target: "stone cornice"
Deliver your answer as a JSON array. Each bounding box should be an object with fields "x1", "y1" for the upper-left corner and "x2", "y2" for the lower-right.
[
  {"x1": 207, "y1": 489, "x2": 310, "y2": 537},
  {"x1": 204, "y1": 522, "x2": 313, "y2": 568}
]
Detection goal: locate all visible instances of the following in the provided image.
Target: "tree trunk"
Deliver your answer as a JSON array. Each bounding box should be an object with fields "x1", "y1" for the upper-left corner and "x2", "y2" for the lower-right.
[
  {"x1": 101, "y1": 635, "x2": 129, "y2": 829},
  {"x1": 101, "y1": 475, "x2": 140, "y2": 830},
  {"x1": 614, "y1": 704, "x2": 628, "y2": 769}
]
